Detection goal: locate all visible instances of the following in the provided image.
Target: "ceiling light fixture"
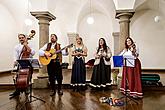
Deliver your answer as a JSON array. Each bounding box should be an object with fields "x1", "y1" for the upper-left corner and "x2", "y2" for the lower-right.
[
  {"x1": 154, "y1": 0, "x2": 161, "y2": 22},
  {"x1": 87, "y1": 0, "x2": 94, "y2": 24},
  {"x1": 24, "y1": 0, "x2": 32, "y2": 26}
]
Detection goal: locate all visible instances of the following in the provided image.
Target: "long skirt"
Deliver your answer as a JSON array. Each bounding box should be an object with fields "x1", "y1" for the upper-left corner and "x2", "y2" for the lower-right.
[
  {"x1": 120, "y1": 58, "x2": 143, "y2": 98},
  {"x1": 71, "y1": 57, "x2": 86, "y2": 86},
  {"x1": 90, "y1": 58, "x2": 111, "y2": 88}
]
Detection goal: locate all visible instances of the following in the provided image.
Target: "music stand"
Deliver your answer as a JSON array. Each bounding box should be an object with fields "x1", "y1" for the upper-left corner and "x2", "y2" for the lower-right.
[
  {"x1": 113, "y1": 55, "x2": 139, "y2": 110},
  {"x1": 16, "y1": 59, "x2": 45, "y2": 103},
  {"x1": 113, "y1": 55, "x2": 123, "y2": 67}
]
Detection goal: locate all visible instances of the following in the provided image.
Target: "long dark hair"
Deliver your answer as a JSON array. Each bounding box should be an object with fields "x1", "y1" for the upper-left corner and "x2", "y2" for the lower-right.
[
  {"x1": 125, "y1": 37, "x2": 134, "y2": 49},
  {"x1": 97, "y1": 38, "x2": 108, "y2": 53}
]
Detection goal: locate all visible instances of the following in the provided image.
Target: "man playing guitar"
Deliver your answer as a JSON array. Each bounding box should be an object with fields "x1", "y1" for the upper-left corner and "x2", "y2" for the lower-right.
[{"x1": 39, "y1": 34, "x2": 64, "y2": 96}]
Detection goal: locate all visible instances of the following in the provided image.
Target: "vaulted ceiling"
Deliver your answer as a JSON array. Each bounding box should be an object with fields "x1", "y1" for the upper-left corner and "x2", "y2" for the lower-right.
[{"x1": 1, "y1": 0, "x2": 165, "y2": 19}]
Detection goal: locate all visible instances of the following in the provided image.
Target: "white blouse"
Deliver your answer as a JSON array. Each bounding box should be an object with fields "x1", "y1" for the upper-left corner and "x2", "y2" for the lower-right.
[
  {"x1": 94, "y1": 47, "x2": 112, "y2": 65},
  {"x1": 119, "y1": 45, "x2": 139, "y2": 59},
  {"x1": 119, "y1": 46, "x2": 139, "y2": 67}
]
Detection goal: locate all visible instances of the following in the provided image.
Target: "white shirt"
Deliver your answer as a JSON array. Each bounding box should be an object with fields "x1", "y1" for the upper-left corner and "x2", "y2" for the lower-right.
[
  {"x1": 119, "y1": 46, "x2": 139, "y2": 67},
  {"x1": 39, "y1": 43, "x2": 56, "y2": 56},
  {"x1": 119, "y1": 46, "x2": 139, "y2": 58},
  {"x1": 14, "y1": 43, "x2": 35, "y2": 61}
]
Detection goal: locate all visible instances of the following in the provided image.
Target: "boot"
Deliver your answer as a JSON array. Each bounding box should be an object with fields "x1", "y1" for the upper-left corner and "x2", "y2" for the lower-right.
[
  {"x1": 50, "y1": 84, "x2": 56, "y2": 96},
  {"x1": 57, "y1": 83, "x2": 63, "y2": 95},
  {"x1": 9, "y1": 90, "x2": 20, "y2": 96},
  {"x1": 50, "y1": 89, "x2": 56, "y2": 96},
  {"x1": 57, "y1": 89, "x2": 63, "y2": 95}
]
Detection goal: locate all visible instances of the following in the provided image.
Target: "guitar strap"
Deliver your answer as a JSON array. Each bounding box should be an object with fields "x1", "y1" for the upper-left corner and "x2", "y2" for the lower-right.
[
  {"x1": 54, "y1": 43, "x2": 62, "y2": 63},
  {"x1": 46, "y1": 43, "x2": 52, "y2": 51},
  {"x1": 54, "y1": 43, "x2": 61, "y2": 51}
]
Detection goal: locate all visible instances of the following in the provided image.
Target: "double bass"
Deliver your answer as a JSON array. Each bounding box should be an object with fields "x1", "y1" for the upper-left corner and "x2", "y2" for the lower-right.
[
  {"x1": 15, "y1": 30, "x2": 36, "y2": 90},
  {"x1": 20, "y1": 30, "x2": 36, "y2": 59}
]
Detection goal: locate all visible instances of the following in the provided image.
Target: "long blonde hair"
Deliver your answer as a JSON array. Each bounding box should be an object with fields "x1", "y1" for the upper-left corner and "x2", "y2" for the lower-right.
[{"x1": 76, "y1": 36, "x2": 84, "y2": 46}]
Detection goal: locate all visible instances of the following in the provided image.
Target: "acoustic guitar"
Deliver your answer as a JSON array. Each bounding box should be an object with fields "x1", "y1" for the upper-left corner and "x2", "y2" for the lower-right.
[{"x1": 39, "y1": 44, "x2": 73, "y2": 65}]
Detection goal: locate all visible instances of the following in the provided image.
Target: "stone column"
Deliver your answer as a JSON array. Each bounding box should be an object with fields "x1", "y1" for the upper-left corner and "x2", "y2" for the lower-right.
[
  {"x1": 67, "y1": 33, "x2": 78, "y2": 69},
  {"x1": 115, "y1": 10, "x2": 134, "y2": 51},
  {"x1": 31, "y1": 11, "x2": 56, "y2": 76}
]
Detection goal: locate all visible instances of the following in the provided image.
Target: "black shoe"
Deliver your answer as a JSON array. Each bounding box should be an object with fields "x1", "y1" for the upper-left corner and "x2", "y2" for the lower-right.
[
  {"x1": 57, "y1": 90, "x2": 63, "y2": 95},
  {"x1": 50, "y1": 90, "x2": 55, "y2": 96},
  {"x1": 73, "y1": 88, "x2": 76, "y2": 92},
  {"x1": 9, "y1": 91, "x2": 20, "y2": 96},
  {"x1": 81, "y1": 86, "x2": 87, "y2": 91},
  {"x1": 72, "y1": 86, "x2": 77, "y2": 92}
]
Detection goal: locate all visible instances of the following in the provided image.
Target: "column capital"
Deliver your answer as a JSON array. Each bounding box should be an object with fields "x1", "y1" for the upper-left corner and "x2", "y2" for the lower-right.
[
  {"x1": 30, "y1": 11, "x2": 56, "y2": 22},
  {"x1": 112, "y1": 32, "x2": 120, "y2": 38},
  {"x1": 67, "y1": 33, "x2": 79, "y2": 38},
  {"x1": 115, "y1": 9, "x2": 135, "y2": 22}
]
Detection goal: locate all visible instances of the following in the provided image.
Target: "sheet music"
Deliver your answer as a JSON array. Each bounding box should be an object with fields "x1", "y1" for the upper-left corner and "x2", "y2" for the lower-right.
[
  {"x1": 30, "y1": 59, "x2": 41, "y2": 68},
  {"x1": 123, "y1": 55, "x2": 135, "y2": 67},
  {"x1": 17, "y1": 58, "x2": 40, "y2": 68}
]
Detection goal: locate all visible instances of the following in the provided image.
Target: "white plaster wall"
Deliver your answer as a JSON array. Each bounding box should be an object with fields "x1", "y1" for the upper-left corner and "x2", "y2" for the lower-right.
[
  {"x1": 114, "y1": 0, "x2": 135, "y2": 10},
  {"x1": 48, "y1": 0, "x2": 83, "y2": 63},
  {"x1": 0, "y1": 2, "x2": 39, "y2": 72},
  {"x1": 131, "y1": 9, "x2": 165, "y2": 69},
  {"x1": 0, "y1": 4, "x2": 18, "y2": 72},
  {"x1": 31, "y1": 0, "x2": 117, "y2": 64},
  {"x1": 77, "y1": 12, "x2": 113, "y2": 62},
  {"x1": 47, "y1": 0, "x2": 117, "y2": 63},
  {"x1": 30, "y1": 0, "x2": 48, "y2": 11},
  {"x1": 1, "y1": 0, "x2": 165, "y2": 72}
]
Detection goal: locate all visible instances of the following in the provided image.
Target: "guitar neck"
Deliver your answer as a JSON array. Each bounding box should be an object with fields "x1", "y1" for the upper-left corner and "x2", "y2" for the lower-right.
[
  {"x1": 51, "y1": 44, "x2": 73, "y2": 55},
  {"x1": 55, "y1": 49, "x2": 63, "y2": 54},
  {"x1": 52, "y1": 47, "x2": 67, "y2": 55}
]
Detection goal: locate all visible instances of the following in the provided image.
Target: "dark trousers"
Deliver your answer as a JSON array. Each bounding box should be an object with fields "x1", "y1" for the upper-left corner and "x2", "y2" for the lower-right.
[{"x1": 47, "y1": 60, "x2": 63, "y2": 91}]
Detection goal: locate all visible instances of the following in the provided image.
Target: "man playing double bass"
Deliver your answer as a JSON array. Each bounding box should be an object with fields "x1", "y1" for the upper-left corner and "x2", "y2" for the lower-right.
[
  {"x1": 9, "y1": 34, "x2": 35, "y2": 98},
  {"x1": 39, "y1": 34, "x2": 63, "y2": 96}
]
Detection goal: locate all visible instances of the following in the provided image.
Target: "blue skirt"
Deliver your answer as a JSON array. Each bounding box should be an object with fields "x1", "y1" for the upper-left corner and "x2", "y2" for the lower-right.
[{"x1": 71, "y1": 57, "x2": 86, "y2": 86}]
